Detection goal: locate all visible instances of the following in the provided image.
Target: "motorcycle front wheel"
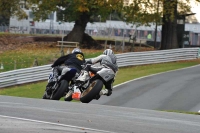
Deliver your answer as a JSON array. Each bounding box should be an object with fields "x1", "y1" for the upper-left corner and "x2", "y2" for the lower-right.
[
  {"x1": 80, "y1": 79, "x2": 103, "y2": 103},
  {"x1": 51, "y1": 80, "x2": 69, "y2": 100}
]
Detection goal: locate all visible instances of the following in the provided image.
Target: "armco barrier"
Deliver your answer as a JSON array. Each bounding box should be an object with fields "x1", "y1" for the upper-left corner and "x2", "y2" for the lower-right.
[{"x1": 0, "y1": 48, "x2": 199, "y2": 88}]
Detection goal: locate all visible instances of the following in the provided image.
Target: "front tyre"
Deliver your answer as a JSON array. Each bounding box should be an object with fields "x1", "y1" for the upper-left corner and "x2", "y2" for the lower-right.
[
  {"x1": 51, "y1": 80, "x2": 69, "y2": 100},
  {"x1": 80, "y1": 79, "x2": 103, "y2": 103}
]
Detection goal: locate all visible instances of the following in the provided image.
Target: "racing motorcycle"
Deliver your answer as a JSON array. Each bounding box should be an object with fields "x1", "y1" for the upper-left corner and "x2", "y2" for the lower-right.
[
  {"x1": 42, "y1": 67, "x2": 77, "y2": 100},
  {"x1": 64, "y1": 64, "x2": 115, "y2": 103}
]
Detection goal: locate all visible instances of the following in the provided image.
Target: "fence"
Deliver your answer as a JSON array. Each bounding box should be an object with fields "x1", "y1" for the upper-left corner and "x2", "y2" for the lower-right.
[
  {"x1": 0, "y1": 47, "x2": 199, "y2": 88},
  {"x1": 6, "y1": 21, "x2": 200, "y2": 46},
  {"x1": 0, "y1": 25, "x2": 9, "y2": 32},
  {"x1": 8, "y1": 22, "x2": 161, "y2": 47},
  {"x1": 29, "y1": 25, "x2": 159, "y2": 45}
]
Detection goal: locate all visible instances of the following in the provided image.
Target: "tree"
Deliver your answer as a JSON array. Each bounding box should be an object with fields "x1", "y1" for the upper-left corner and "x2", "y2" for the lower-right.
[
  {"x1": 0, "y1": 0, "x2": 28, "y2": 20},
  {"x1": 160, "y1": 0, "x2": 200, "y2": 49},
  {"x1": 123, "y1": 0, "x2": 200, "y2": 49},
  {"x1": 122, "y1": 1, "x2": 159, "y2": 26},
  {"x1": 27, "y1": 0, "x2": 124, "y2": 46},
  {"x1": 161, "y1": 0, "x2": 178, "y2": 49}
]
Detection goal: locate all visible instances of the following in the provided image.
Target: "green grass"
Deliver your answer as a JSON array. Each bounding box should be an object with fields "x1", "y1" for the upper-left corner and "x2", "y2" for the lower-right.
[
  {"x1": 163, "y1": 110, "x2": 200, "y2": 115},
  {"x1": 0, "y1": 47, "x2": 103, "y2": 72},
  {"x1": 0, "y1": 82, "x2": 47, "y2": 98},
  {"x1": 0, "y1": 49, "x2": 57, "y2": 71}
]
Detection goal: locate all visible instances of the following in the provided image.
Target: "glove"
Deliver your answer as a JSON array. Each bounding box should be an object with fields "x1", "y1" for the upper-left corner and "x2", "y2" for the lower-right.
[
  {"x1": 82, "y1": 61, "x2": 91, "y2": 68},
  {"x1": 85, "y1": 59, "x2": 92, "y2": 64}
]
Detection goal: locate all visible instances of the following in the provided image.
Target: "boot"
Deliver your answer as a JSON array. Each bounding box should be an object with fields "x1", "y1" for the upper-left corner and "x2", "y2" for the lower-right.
[
  {"x1": 99, "y1": 89, "x2": 112, "y2": 96},
  {"x1": 94, "y1": 94, "x2": 101, "y2": 100},
  {"x1": 94, "y1": 89, "x2": 112, "y2": 100}
]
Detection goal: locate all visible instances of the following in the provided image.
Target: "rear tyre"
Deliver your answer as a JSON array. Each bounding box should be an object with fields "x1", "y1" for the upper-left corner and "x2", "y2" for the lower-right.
[
  {"x1": 80, "y1": 79, "x2": 103, "y2": 103},
  {"x1": 51, "y1": 80, "x2": 69, "y2": 100}
]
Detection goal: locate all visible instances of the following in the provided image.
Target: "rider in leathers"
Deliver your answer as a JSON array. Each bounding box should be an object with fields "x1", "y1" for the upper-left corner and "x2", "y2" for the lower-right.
[
  {"x1": 45, "y1": 48, "x2": 85, "y2": 98},
  {"x1": 85, "y1": 49, "x2": 118, "y2": 99},
  {"x1": 51, "y1": 48, "x2": 85, "y2": 74}
]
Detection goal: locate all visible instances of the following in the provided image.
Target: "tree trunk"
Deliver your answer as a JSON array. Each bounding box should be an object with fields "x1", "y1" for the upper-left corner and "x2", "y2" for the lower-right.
[
  {"x1": 161, "y1": 0, "x2": 178, "y2": 50},
  {"x1": 64, "y1": 13, "x2": 90, "y2": 43}
]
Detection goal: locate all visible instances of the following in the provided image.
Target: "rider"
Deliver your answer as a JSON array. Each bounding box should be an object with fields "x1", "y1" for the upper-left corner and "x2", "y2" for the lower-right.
[
  {"x1": 45, "y1": 48, "x2": 85, "y2": 98},
  {"x1": 85, "y1": 49, "x2": 118, "y2": 99}
]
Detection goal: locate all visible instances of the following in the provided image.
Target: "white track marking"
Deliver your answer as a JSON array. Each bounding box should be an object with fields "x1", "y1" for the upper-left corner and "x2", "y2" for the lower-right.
[
  {"x1": 0, "y1": 102, "x2": 24, "y2": 105},
  {"x1": 0, "y1": 115, "x2": 116, "y2": 133}
]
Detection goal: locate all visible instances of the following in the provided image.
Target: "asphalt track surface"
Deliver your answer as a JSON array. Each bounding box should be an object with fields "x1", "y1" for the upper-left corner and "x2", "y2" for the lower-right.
[
  {"x1": 92, "y1": 65, "x2": 200, "y2": 112},
  {"x1": 1, "y1": 65, "x2": 200, "y2": 133}
]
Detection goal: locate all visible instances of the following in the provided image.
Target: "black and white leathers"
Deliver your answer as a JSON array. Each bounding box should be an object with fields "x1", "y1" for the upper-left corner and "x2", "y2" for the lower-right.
[{"x1": 86, "y1": 53, "x2": 118, "y2": 92}]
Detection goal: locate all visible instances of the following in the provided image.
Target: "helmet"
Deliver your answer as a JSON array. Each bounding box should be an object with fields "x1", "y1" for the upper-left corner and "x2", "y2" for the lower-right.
[
  {"x1": 72, "y1": 48, "x2": 82, "y2": 53},
  {"x1": 103, "y1": 49, "x2": 114, "y2": 55}
]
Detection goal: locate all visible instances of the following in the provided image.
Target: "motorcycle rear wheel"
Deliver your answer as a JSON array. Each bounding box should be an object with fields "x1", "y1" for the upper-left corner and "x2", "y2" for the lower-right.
[
  {"x1": 51, "y1": 80, "x2": 69, "y2": 100},
  {"x1": 80, "y1": 79, "x2": 103, "y2": 103}
]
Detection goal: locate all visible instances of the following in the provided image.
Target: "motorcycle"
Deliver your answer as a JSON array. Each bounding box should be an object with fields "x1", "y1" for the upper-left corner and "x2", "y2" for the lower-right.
[
  {"x1": 42, "y1": 67, "x2": 77, "y2": 100},
  {"x1": 64, "y1": 64, "x2": 115, "y2": 103}
]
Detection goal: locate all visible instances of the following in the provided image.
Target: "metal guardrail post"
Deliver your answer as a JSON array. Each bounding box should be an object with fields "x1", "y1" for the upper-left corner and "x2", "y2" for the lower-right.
[
  {"x1": 104, "y1": 40, "x2": 107, "y2": 50},
  {"x1": 61, "y1": 35, "x2": 64, "y2": 57},
  {"x1": 66, "y1": 48, "x2": 70, "y2": 55},
  {"x1": 33, "y1": 58, "x2": 39, "y2": 66},
  {"x1": 0, "y1": 62, "x2": 4, "y2": 70},
  {"x1": 60, "y1": 49, "x2": 64, "y2": 56},
  {"x1": 14, "y1": 60, "x2": 17, "y2": 70}
]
